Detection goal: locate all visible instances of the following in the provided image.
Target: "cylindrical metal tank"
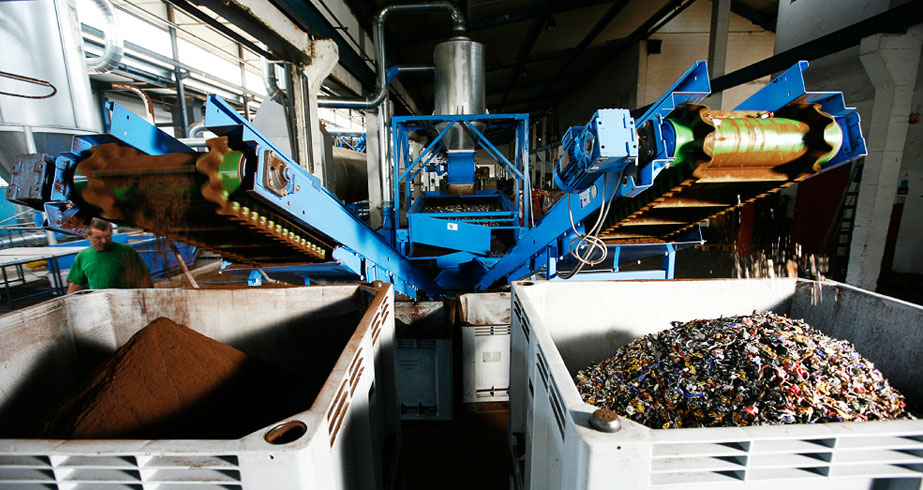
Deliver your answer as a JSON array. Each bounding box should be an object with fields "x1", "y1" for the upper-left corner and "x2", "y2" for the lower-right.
[
  {"x1": 331, "y1": 146, "x2": 370, "y2": 204},
  {"x1": 434, "y1": 36, "x2": 486, "y2": 152},
  {"x1": 0, "y1": 0, "x2": 102, "y2": 179}
]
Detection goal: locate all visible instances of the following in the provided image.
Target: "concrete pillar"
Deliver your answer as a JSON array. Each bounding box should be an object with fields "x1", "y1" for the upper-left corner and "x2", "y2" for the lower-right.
[
  {"x1": 848, "y1": 26, "x2": 923, "y2": 290},
  {"x1": 365, "y1": 111, "x2": 383, "y2": 228},
  {"x1": 706, "y1": 0, "x2": 730, "y2": 109}
]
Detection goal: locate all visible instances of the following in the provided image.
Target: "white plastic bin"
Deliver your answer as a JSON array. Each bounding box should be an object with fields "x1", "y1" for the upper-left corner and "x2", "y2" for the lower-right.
[
  {"x1": 394, "y1": 301, "x2": 453, "y2": 420},
  {"x1": 0, "y1": 284, "x2": 398, "y2": 490},
  {"x1": 459, "y1": 292, "x2": 511, "y2": 404},
  {"x1": 510, "y1": 279, "x2": 923, "y2": 490}
]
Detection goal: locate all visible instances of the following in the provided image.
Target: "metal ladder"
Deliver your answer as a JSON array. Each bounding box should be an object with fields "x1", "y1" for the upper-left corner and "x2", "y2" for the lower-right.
[{"x1": 821, "y1": 160, "x2": 863, "y2": 281}]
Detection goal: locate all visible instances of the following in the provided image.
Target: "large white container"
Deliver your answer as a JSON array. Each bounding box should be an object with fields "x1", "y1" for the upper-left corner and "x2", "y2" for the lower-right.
[
  {"x1": 510, "y1": 279, "x2": 923, "y2": 490},
  {"x1": 394, "y1": 301, "x2": 453, "y2": 420},
  {"x1": 0, "y1": 284, "x2": 399, "y2": 489},
  {"x1": 459, "y1": 292, "x2": 511, "y2": 404}
]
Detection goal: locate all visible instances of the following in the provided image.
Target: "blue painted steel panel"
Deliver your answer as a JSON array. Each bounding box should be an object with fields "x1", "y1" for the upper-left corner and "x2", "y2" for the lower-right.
[
  {"x1": 409, "y1": 215, "x2": 491, "y2": 255},
  {"x1": 392, "y1": 113, "x2": 531, "y2": 257},
  {"x1": 447, "y1": 151, "x2": 475, "y2": 184},
  {"x1": 106, "y1": 102, "x2": 192, "y2": 156}
]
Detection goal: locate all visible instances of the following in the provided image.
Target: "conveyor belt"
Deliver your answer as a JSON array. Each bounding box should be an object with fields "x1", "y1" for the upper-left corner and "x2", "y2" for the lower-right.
[
  {"x1": 601, "y1": 103, "x2": 841, "y2": 242},
  {"x1": 76, "y1": 137, "x2": 330, "y2": 267}
]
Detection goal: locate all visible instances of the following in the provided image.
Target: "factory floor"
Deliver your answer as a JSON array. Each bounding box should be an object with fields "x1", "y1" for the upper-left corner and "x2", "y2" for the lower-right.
[{"x1": 400, "y1": 406, "x2": 510, "y2": 490}]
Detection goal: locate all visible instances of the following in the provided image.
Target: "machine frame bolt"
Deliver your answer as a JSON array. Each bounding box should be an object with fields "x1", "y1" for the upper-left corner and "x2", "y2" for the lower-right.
[{"x1": 590, "y1": 408, "x2": 621, "y2": 433}]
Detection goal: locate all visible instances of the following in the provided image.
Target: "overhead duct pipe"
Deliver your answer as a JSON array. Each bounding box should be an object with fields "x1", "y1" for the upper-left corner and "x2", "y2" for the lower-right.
[
  {"x1": 110, "y1": 82, "x2": 154, "y2": 123},
  {"x1": 318, "y1": 2, "x2": 464, "y2": 109},
  {"x1": 262, "y1": 57, "x2": 286, "y2": 104},
  {"x1": 84, "y1": 0, "x2": 124, "y2": 74}
]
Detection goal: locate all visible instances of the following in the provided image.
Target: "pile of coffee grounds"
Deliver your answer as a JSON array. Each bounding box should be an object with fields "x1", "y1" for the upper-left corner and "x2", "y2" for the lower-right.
[{"x1": 41, "y1": 318, "x2": 314, "y2": 439}]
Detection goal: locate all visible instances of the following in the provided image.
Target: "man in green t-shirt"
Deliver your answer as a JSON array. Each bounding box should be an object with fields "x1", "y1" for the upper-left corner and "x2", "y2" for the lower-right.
[{"x1": 66, "y1": 218, "x2": 154, "y2": 292}]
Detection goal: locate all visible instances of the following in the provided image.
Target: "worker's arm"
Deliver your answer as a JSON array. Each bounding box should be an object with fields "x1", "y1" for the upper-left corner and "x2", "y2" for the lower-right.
[{"x1": 66, "y1": 253, "x2": 87, "y2": 293}]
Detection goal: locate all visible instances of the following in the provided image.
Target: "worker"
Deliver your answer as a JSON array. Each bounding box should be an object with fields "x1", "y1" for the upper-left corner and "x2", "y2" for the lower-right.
[{"x1": 66, "y1": 218, "x2": 153, "y2": 293}]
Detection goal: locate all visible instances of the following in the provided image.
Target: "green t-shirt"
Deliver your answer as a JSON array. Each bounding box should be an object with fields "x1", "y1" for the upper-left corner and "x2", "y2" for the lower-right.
[{"x1": 67, "y1": 242, "x2": 151, "y2": 289}]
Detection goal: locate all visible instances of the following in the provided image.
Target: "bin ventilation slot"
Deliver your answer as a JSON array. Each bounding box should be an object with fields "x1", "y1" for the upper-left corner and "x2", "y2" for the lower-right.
[
  {"x1": 474, "y1": 326, "x2": 511, "y2": 336},
  {"x1": 536, "y1": 349, "x2": 565, "y2": 441},
  {"x1": 139, "y1": 468, "x2": 242, "y2": 483},
  {"x1": 138, "y1": 455, "x2": 239, "y2": 469},
  {"x1": 476, "y1": 387, "x2": 509, "y2": 398},
  {"x1": 512, "y1": 299, "x2": 530, "y2": 342},
  {"x1": 0, "y1": 456, "x2": 51, "y2": 468},
  {"x1": 397, "y1": 339, "x2": 437, "y2": 349},
  {"x1": 535, "y1": 351, "x2": 549, "y2": 388},
  {"x1": 653, "y1": 441, "x2": 749, "y2": 458},
  {"x1": 831, "y1": 463, "x2": 923, "y2": 478},
  {"x1": 0, "y1": 455, "x2": 243, "y2": 486},
  {"x1": 651, "y1": 435, "x2": 923, "y2": 485},
  {"x1": 51, "y1": 456, "x2": 138, "y2": 468},
  {"x1": 650, "y1": 469, "x2": 745, "y2": 486},
  {"x1": 373, "y1": 307, "x2": 389, "y2": 345},
  {"x1": 349, "y1": 348, "x2": 365, "y2": 396},
  {"x1": 750, "y1": 438, "x2": 834, "y2": 453},
  {"x1": 837, "y1": 435, "x2": 923, "y2": 450},
  {"x1": 370, "y1": 302, "x2": 390, "y2": 346},
  {"x1": 0, "y1": 468, "x2": 55, "y2": 482},
  {"x1": 327, "y1": 379, "x2": 352, "y2": 447},
  {"x1": 57, "y1": 468, "x2": 142, "y2": 482}
]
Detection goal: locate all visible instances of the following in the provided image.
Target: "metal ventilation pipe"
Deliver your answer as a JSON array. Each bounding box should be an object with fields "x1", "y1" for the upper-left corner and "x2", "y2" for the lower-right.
[
  {"x1": 187, "y1": 120, "x2": 207, "y2": 139},
  {"x1": 110, "y1": 82, "x2": 154, "y2": 123},
  {"x1": 262, "y1": 57, "x2": 286, "y2": 104},
  {"x1": 318, "y1": 2, "x2": 465, "y2": 109},
  {"x1": 0, "y1": 231, "x2": 51, "y2": 249},
  {"x1": 84, "y1": 0, "x2": 124, "y2": 74}
]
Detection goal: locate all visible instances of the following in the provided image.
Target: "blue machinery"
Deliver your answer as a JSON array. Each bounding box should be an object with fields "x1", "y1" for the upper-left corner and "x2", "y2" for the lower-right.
[
  {"x1": 391, "y1": 113, "x2": 530, "y2": 287},
  {"x1": 6, "y1": 61, "x2": 866, "y2": 298}
]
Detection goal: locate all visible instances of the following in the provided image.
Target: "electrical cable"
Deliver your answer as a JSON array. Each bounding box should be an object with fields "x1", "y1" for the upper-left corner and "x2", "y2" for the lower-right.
[
  {"x1": 0, "y1": 71, "x2": 57, "y2": 99},
  {"x1": 558, "y1": 168, "x2": 624, "y2": 279}
]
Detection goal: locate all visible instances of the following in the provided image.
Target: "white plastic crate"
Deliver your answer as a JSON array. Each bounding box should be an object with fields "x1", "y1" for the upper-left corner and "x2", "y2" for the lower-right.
[
  {"x1": 459, "y1": 292, "x2": 511, "y2": 404},
  {"x1": 394, "y1": 301, "x2": 453, "y2": 420},
  {"x1": 509, "y1": 279, "x2": 923, "y2": 490},
  {"x1": 0, "y1": 284, "x2": 399, "y2": 490}
]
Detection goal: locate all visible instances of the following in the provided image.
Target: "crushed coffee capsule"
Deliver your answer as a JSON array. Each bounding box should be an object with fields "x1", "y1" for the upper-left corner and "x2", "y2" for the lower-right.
[{"x1": 576, "y1": 312, "x2": 912, "y2": 429}]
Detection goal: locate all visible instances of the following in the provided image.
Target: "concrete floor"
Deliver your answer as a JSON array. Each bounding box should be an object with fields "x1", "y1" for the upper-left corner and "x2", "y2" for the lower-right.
[{"x1": 400, "y1": 409, "x2": 510, "y2": 490}]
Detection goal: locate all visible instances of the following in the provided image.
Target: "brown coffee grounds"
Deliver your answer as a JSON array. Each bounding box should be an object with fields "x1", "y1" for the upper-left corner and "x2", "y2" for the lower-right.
[{"x1": 41, "y1": 317, "x2": 314, "y2": 440}]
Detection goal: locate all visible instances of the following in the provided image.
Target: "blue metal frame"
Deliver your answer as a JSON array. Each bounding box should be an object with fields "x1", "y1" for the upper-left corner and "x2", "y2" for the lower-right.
[
  {"x1": 204, "y1": 95, "x2": 443, "y2": 299},
  {"x1": 474, "y1": 62, "x2": 712, "y2": 291},
  {"x1": 734, "y1": 60, "x2": 866, "y2": 170},
  {"x1": 391, "y1": 113, "x2": 531, "y2": 258},
  {"x1": 473, "y1": 60, "x2": 866, "y2": 291},
  {"x1": 329, "y1": 131, "x2": 367, "y2": 153}
]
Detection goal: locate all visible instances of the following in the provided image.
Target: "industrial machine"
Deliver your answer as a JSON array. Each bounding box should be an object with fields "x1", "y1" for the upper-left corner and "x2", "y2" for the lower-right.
[{"x1": 5, "y1": 14, "x2": 866, "y2": 298}]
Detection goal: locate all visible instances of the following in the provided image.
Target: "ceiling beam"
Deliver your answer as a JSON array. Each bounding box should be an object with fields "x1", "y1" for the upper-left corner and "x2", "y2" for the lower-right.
[
  {"x1": 523, "y1": 0, "x2": 631, "y2": 112},
  {"x1": 529, "y1": 0, "x2": 698, "y2": 114},
  {"x1": 391, "y1": 0, "x2": 617, "y2": 43},
  {"x1": 487, "y1": 35, "x2": 627, "y2": 73},
  {"x1": 497, "y1": 1, "x2": 553, "y2": 111},
  {"x1": 730, "y1": 0, "x2": 775, "y2": 32}
]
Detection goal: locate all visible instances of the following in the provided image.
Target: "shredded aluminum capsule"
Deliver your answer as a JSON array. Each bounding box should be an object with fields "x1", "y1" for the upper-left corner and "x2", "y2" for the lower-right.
[{"x1": 575, "y1": 312, "x2": 912, "y2": 429}]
